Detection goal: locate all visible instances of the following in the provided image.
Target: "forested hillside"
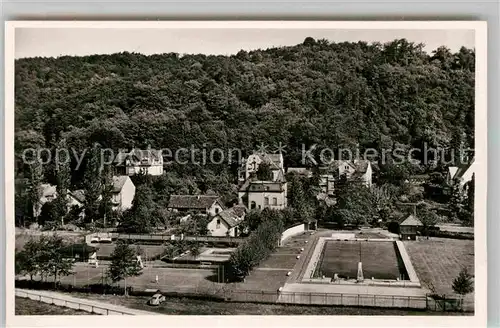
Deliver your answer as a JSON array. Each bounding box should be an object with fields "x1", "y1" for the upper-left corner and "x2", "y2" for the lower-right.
[{"x1": 15, "y1": 37, "x2": 475, "y2": 183}]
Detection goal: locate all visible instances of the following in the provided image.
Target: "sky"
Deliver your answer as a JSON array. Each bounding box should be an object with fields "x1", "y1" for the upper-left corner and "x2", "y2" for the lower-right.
[{"x1": 15, "y1": 28, "x2": 475, "y2": 59}]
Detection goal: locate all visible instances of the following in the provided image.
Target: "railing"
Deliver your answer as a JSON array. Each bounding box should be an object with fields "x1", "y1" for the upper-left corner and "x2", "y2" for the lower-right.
[
  {"x1": 116, "y1": 234, "x2": 246, "y2": 244},
  {"x1": 15, "y1": 289, "x2": 133, "y2": 315},
  {"x1": 15, "y1": 279, "x2": 469, "y2": 312}
]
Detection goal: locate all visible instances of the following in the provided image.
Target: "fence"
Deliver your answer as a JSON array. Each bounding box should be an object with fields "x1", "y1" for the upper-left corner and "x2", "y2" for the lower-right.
[
  {"x1": 86, "y1": 232, "x2": 246, "y2": 245},
  {"x1": 15, "y1": 289, "x2": 134, "y2": 315},
  {"x1": 16, "y1": 279, "x2": 439, "y2": 310}
]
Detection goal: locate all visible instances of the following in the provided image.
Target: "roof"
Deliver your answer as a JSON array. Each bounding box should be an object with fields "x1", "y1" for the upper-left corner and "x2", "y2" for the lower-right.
[
  {"x1": 113, "y1": 175, "x2": 129, "y2": 193},
  {"x1": 70, "y1": 189, "x2": 86, "y2": 203},
  {"x1": 453, "y1": 159, "x2": 475, "y2": 182},
  {"x1": 114, "y1": 149, "x2": 162, "y2": 165},
  {"x1": 245, "y1": 153, "x2": 284, "y2": 170},
  {"x1": 399, "y1": 215, "x2": 423, "y2": 227},
  {"x1": 230, "y1": 205, "x2": 246, "y2": 218},
  {"x1": 260, "y1": 153, "x2": 283, "y2": 167},
  {"x1": 40, "y1": 184, "x2": 57, "y2": 197},
  {"x1": 353, "y1": 160, "x2": 370, "y2": 173},
  {"x1": 448, "y1": 166, "x2": 458, "y2": 178},
  {"x1": 168, "y1": 195, "x2": 220, "y2": 209},
  {"x1": 240, "y1": 180, "x2": 286, "y2": 192},
  {"x1": 217, "y1": 207, "x2": 245, "y2": 228}
]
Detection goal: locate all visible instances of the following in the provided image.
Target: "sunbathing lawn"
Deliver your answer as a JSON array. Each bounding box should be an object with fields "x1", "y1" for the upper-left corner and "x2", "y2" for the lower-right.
[
  {"x1": 404, "y1": 238, "x2": 474, "y2": 310},
  {"x1": 316, "y1": 241, "x2": 406, "y2": 280},
  {"x1": 15, "y1": 297, "x2": 94, "y2": 315}
]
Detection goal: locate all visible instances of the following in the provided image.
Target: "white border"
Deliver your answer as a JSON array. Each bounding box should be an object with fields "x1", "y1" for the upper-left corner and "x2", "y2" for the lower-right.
[{"x1": 4, "y1": 21, "x2": 487, "y2": 328}]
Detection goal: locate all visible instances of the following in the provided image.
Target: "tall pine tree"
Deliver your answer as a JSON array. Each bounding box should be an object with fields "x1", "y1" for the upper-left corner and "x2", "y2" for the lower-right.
[
  {"x1": 83, "y1": 143, "x2": 103, "y2": 224},
  {"x1": 53, "y1": 139, "x2": 71, "y2": 226}
]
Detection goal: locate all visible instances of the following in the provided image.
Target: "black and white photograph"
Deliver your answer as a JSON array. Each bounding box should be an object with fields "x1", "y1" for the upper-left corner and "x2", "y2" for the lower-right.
[{"x1": 5, "y1": 21, "x2": 487, "y2": 326}]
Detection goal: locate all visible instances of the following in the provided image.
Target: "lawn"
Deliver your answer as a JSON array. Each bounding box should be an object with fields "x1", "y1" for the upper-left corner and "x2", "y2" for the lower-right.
[
  {"x1": 404, "y1": 238, "x2": 474, "y2": 310},
  {"x1": 15, "y1": 297, "x2": 94, "y2": 315},
  {"x1": 25, "y1": 262, "x2": 224, "y2": 294},
  {"x1": 70, "y1": 292, "x2": 470, "y2": 316},
  {"x1": 315, "y1": 241, "x2": 405, "y2": 280}
]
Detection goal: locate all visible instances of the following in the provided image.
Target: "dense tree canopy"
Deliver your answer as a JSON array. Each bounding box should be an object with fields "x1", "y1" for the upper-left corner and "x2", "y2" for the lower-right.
[
  {"x1": 15, "y1": 38, "x2": 474, "y2": 177},
  {"x1": 14, "y1": 38, "x2": 475, "y2": 228}
]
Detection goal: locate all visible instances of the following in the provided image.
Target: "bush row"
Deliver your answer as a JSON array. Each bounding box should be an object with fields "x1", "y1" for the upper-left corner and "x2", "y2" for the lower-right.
[{"x1": 226, "y1": 214, "x2": 284, "y2": 282}]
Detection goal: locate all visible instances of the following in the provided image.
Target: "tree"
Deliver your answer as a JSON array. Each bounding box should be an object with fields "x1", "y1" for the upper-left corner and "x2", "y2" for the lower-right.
[
  {"x1": 99, "y1": 163, "x2": 114, "y2": 228},
  {"x1": 449, "y1": 177, "x2": 465, "y2": 222},
  {"x1": 370, "y1": 185, "x2": 393, "y2": 223},
  {"x1": 27, "y1": 161, "x2": 44, "y2": 223},
  {"x1": 228, "y1": 214, "x2": 283, "y2": 281},
  {"x1": 83, "y1": 143, "x2": 103, "y2": 224},
  {"x1": 333, "y1": 180, "x2": 375, "y2": 227},
  {"x1": 15, "y1": 237, "x2": 45, "y2": 281},
  {"x1": 256, "y1": 162, "x2": 273, "y2": 181},
  {"x1": 53, "y1": 140, "x2": 72, "y2": 226},
  {"x1": 452, "y1": 267, "x2": 474, "y2": 311},
  {"x1": 416, "y1": 203, "x2": 439, "y2": 238},
  {"x1": 461, "y1": 173, "x2": 474, "y2": 226},
  {"x1": 120, "y1": 185, "x2": 156, "y2": 233},
  {"x1": 39, "y1": 235, "x2": 75, "y2": 287},
  {"x1": 107, "y1": 240, "x2": 143, "y2": 295}
]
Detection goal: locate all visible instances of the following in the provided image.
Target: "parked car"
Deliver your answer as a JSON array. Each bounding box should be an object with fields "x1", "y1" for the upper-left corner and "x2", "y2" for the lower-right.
[{"x1": 147, "y1": 293, "x2": 166, "y2": 306}]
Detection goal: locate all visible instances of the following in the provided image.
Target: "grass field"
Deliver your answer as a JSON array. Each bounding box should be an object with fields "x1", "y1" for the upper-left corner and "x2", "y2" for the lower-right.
[
  {"x1": 34, "y1": 262, "x2": 225, "y2": 294},
  {"x1": 405, "y1": 238, "x2": 474, "y2": 310},
  {"x1": 315, "y1": 241, "x2": 405, "y2": 280},
  {"x1": 15, "y1": 297, "x2": 94, "y2": 315},
  {"x1": 70, "y1": 292, "x2": 469, "y2": 316}
]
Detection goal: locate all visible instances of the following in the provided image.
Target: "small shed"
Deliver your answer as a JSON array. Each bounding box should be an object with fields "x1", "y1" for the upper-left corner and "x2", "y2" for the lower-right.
[{"x1": 399, "y1": 215, "x2": 423, "y2": 241}]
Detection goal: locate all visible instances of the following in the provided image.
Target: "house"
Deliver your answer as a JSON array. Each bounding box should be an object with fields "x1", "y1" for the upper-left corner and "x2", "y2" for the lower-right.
[
  {"x1": 238, "y1": 180, "x2": 288, "y2": 210},
  {"x1": 207, "y1": 205, "x2": 247, "y2": 237},
  {"x1": 398, "y1": 214, "x2": 423, "y2": 241},
  {"x1": 447, "y1": 159, "x2": 475, "y2": 192},
  {"x1": 34, "y1": 184, "x2": 85, "y2": 218},
  {"x1": 114, "y1": 149, "x2": 164, "y2": 176},
  {"x1": 111, "y1": 176, "x2": 136, "y2": 212},
  {"x1": 167, "y1": 195, "x2": 225, "y2": 216},
  {"x1": 318, "y1": 160, "x2": 372, "y2": 189},
  {"x1": 238, "y1": 153, "x2": 285, "y2": 182},
  {"x1": 319, "y1": 174, "x2": 336, "y2": 196}
]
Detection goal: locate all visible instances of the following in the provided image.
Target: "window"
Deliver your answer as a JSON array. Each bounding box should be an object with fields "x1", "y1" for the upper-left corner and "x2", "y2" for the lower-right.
[
  {"x1": 215, "y1": 207, "x2": 220, "y2": 214},
  {"x1": 264, "y1": 197, "x2": 269, "y2": 205},
  {"x1": 258, "y1": 205, "x2": 261, "y2": 209},
  {"x1": 250, "y1": 201, "x2": 257, "y2": 209},
  {"x1": 273, "y1": 198, "x2": 277, "y2": 205},
  {"x1": 216, "y1": 218, "x2": 221, "y2": 228}
]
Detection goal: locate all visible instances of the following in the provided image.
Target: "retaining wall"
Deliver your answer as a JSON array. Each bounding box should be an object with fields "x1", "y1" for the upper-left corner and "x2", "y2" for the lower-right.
[{"x1": 279, "y1": 223, "x2": 306, "y2": 246}]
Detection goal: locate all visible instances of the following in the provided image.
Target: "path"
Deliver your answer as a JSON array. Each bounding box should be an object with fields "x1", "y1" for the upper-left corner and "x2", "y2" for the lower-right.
[{"x1": 16, "y1": 289, "x2": 158, "y2": 315}]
